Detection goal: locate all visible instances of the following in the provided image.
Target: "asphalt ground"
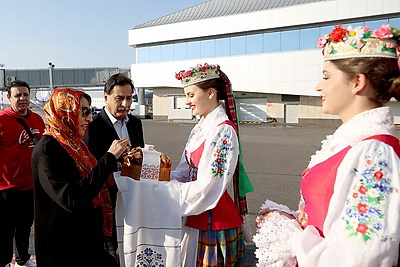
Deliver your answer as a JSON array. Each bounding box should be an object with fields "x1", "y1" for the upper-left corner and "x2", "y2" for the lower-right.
[{"x1": 27, "y1": 120, "x2": 400, "y2": 266}]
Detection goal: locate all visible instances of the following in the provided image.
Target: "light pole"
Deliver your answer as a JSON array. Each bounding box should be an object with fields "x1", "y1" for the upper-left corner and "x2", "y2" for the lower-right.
[
  {"x1": 48, "y1": 62, "x2": 55, "y2": 90},
  {"x1": 0, "y1": 64, "x2": 5, "y2": 109}
]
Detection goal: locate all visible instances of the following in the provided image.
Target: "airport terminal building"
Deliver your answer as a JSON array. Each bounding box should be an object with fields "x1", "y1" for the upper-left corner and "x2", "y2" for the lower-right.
[{"x1": 129, "y1": 0, "x2": 400, "y2": 123}]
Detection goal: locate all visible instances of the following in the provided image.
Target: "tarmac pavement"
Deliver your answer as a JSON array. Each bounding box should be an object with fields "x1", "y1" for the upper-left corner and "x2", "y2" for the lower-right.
[{"x1": 27, "y1": 120, "x2": 400, "y2": 266}]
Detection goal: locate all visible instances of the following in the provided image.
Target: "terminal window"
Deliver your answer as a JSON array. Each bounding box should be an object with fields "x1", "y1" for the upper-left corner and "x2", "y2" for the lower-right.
[{"x1": 137, "y1": 17, "x2": 400, "y2": 64}]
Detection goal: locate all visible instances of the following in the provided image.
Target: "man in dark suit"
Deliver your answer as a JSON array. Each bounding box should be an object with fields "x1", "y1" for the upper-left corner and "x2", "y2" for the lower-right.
[{"x1": 83, "y1": 73, "x2": 144, "y2": 267}]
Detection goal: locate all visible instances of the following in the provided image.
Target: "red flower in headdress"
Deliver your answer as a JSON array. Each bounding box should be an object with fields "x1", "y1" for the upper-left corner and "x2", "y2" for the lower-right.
[
  {"x1": 329, "y1": 24, "x2": 349, "y2": 43},
  {"x1": 181, "y1": 70, "x2": 189, "y2": 77}
]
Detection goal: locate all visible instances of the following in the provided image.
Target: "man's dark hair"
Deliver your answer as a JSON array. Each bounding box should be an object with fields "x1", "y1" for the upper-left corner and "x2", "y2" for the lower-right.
[
  {"x1": 104, "y1": 74, "x2": 134, "y2": 94},
  {"x1": 7, "y1": 80, "x2": 30, "y2": 95}
]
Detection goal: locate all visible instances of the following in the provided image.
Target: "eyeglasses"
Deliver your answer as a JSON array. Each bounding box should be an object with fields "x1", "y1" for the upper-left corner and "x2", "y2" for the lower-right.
[{"x1": 80, "y1": 107, "x2": 92, "y2": 118}]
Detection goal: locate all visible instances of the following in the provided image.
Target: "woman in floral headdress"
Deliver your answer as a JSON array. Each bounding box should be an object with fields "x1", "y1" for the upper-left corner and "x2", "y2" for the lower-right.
[
  {"x1": 173, "y1": 63, "x2": 254, "y2": 266},
  {"x1": 31, "y1": 88, "x2": 130, "y2": 267},
  {"x1": 254, "y1": 24, "x2": 400, "y2": 266}
]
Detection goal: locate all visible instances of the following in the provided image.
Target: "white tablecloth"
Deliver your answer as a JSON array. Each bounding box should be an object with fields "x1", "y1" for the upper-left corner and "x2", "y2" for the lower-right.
[{"x1": 114, "y1": 172, "x2": 182, "y2": 267}]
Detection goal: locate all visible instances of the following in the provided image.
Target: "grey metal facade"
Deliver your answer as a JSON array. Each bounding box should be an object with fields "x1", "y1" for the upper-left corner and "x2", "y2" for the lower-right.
[{"x1": 0, "y1": 67, "x2": 130, "y2": 90}]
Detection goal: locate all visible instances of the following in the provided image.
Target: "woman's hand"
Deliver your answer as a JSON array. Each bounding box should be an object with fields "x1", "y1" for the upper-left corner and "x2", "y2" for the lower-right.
[
  {"x1": 107, "y1": 138, "x2": 131, "y2": 159},
  {"x1": 256, "y1": 208, "x2": 296, "y2": 228}
]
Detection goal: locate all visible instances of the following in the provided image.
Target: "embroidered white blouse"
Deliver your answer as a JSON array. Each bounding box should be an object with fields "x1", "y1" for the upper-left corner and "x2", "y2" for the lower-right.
[
  {"x1": 171, "y1": 104, "x2": 239, "y2": 216},
  {"x1": 254, "y1": 107, "x2": 400, "y2": 267}
]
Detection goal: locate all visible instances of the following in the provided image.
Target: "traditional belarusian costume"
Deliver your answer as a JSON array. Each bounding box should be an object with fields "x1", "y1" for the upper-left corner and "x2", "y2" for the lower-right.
[
  {"x1": 174, "y1": 63, "x2": 254, "y2": 266},
  {"x1": 254, "y1": 24, "x2": 400, "y2": 266}
]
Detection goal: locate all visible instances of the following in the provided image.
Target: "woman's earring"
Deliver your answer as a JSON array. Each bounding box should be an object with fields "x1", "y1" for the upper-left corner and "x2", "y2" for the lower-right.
[{"x1": 351, "y1": 89, "x2": 356, "y2": 94}]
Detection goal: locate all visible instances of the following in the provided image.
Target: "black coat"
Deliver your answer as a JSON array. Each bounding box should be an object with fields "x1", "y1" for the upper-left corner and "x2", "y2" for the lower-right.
[
  {"x1": 83, "y1": 108, "x2": 145, "y2": 162},
  {"x1": 83, "y1": 108, "x2": 144, "y2": 210},
  {"x1": 32, "y1": 135, "x2": 117, "y2": 267}
]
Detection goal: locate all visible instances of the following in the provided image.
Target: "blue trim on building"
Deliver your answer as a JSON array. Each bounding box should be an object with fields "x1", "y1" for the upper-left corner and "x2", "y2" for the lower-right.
[{"x1": 137, "y1": 17, "x2": 400, "y2": 64}]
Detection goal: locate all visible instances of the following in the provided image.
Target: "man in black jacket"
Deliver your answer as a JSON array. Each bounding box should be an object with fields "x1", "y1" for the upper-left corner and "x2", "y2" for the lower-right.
[{"x1": 83, "y1": 73, "x2": 144, "y2": 267}]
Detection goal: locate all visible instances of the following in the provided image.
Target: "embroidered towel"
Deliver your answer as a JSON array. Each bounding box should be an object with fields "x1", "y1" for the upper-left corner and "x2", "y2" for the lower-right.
[
  {"x1": 115, "y1": 172, "x2": 182, "y2": 267},
  {"x1": 140, "y1": 148, "x2": 161, "y2": 180}
]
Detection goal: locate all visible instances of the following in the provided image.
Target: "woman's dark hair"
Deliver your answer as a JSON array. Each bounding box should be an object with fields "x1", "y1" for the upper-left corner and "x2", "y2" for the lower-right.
[
  {"x1": 195, "y1": 77, "x2": 226, "y2": 100},
  {"x1": 104, "y1": 73, "x2": 134, "y2": 95},
  {"x1": 332, "y1": 58, "x2": 400, "y2": 103},
  {"x1": 82, "y1": 92, "x2": 92, "y2": 106}
]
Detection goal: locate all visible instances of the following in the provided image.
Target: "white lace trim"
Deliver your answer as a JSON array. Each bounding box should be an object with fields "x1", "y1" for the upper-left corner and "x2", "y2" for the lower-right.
[
  {"x1": 259, "y1": 199, "x2": 295, "y2": 215},
  {"x1": 253, "y1": 200, "x2": 302, "y2": 267}
]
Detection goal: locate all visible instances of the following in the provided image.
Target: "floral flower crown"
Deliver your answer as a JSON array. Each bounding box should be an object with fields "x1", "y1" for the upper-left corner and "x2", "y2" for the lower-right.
[
  {"x1": 175, "y1": 63, "x2": 220, "y2": 87},
  {"x1": 317, "y1": 24, "x2": 400, "y2": 61}
]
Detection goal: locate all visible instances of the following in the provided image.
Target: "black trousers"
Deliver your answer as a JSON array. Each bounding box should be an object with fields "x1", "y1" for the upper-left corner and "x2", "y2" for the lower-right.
[{"x1": 0, "y1": 189, "x2": 34, "y2": 266}]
